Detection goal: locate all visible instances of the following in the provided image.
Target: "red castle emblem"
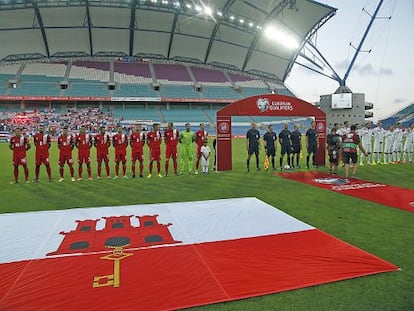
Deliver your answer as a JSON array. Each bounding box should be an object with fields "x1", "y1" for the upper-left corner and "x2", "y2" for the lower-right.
[{"x1": 47, "y1": 214, "x2": 181, "y2": 256}]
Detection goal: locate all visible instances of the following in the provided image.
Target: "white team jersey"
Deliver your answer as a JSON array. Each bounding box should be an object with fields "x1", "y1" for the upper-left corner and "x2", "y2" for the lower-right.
[
  {"x1": 404, "y1": 130, "x2": 413, "y2": 144},
  {"x1": 393, "y1": 128, "x2": 404, "y2": 143},
  {"x1": 372, "y1": 127, "x2": 384, "y2": 142},
  {"x1": 384, "y1": 131, "x2": 394, "y2": 145},
  {"x1": 339, "y1": 127, "x2": 350, "y2": 136},
  {"x1": 358, "y1": 128, "x2": 372, "y2": 145}
]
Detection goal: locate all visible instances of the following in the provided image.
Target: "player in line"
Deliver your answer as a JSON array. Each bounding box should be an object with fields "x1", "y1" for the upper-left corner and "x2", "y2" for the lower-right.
[
  {"x1": 130, "y1": 125, "x2": 145, "y2": 178},
  {"x1": 33, "y1": 124, "x2": 52, "y2": 182},
  {"x1": 147, "y1": 123, "x2": 163, "y2": 178},
  {"x1": 179, "y1": 123, "x2": 196, "y2": 174},
  {"x1": 9, "y1": 127, "x2": 31, "y2": 184},
  {"x1": 112, "y1": 126, "x2": 128, "y2": 179},
  {"x1": 75, "y1": 125, "x2": 93, "y2": 181},
  {"x1": 94, "y1": 126, "x2": 111, "y2": 179},
  {"x1": 57, "y1": 126, "x2": 75, "y2": 182},
  {"x1": 164, "y1": 122, "x2": 179, "y2": 176},
  {"x1": 195, "y1": 123, "x2": 208, "y2": 175}
]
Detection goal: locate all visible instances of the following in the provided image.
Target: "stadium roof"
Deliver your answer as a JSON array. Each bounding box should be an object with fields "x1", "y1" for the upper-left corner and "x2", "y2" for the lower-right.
[{"x1": 0, "y1": 0, "x2": 336, "y2": 81}]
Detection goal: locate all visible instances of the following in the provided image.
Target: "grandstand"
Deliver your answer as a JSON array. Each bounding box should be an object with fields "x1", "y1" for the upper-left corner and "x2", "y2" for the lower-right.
[{"x1": 380, "y1": 103, "x2": 414, "y2": 127}]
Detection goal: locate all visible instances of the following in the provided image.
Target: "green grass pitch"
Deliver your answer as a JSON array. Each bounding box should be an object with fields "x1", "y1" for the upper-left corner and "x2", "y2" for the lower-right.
[{"x1": 0, "y1": 138, "x2": 413, "y2": 311}]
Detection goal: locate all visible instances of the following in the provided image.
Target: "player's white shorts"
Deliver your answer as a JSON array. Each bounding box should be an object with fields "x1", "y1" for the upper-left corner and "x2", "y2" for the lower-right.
[
  {"x1": 362, "y1": 144, "x2": 372, "y2": 154},
  {"x1": 403, "y1": 142, "x2": 413, "y2": 152},
  {"x1": 384, "y1": 143, "x2": 393, "y2": 153},
  {"x1": 393, "y1": 141, "x2": 403, "y2": 152},
  {"x1": 373, "y1": 141, "x2": 383, "y2": 153}
]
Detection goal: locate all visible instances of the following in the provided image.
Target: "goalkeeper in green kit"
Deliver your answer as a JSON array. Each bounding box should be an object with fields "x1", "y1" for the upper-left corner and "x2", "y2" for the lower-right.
[{"x1": 179, "y1": 122, "x2": 196, "y2": 174}]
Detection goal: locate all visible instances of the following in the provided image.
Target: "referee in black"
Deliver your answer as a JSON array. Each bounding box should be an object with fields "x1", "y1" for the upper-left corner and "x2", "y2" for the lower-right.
[
  {"x1": 306, "y1": 121, "x2": 319, "y2": 169},
  {"x1": 263, "y1": 125, "x2": 277, "y2": 170},
  {"x1": 246, "y1": 122, "x2": 261, "y2": 172},
  {"x1": 279, "y1": 123, "x2": 292, "y2": 170}
]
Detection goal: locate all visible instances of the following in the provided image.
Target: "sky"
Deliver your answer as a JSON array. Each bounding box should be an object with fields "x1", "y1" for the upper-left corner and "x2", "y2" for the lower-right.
[{"x1": 285, "y1": 0, "x2": 414, "y2": 121}]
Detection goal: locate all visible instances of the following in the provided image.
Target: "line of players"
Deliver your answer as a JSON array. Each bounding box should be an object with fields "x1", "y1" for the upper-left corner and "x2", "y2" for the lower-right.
[
  {"x1": 331, "y1": 121, "x2": 414, "y2": 165},
  {"x1": 246, "y1": 121, "x2": 319, "y2": 172},
  {"x1": 8, "y1": 122, "x2": 211, "y2": 183}
]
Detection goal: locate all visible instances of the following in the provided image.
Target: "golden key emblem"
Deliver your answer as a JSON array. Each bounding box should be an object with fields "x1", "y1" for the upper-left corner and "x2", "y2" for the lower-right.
[{"x1": 92, "y1": 245, "x2": 133, "y2": 288}]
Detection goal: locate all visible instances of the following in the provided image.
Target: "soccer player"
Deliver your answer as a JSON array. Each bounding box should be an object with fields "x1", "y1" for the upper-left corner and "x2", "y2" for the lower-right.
[
  {"x1": 403, "y1": 123, "x2": 413, "y2": 163},
  {"x1": 279, "y1": 123, "x2": 292, "y2": 170},
  {"x1": 246, "y1": 122, "x2": 261, "y2": 172},
  {"x1": 94, "y1": 126, "x2": 111, "y2": 179},
  {"x1": 112, "y1": 125, "x2": 128, "y2": 179},
  {"x1": 290, "y1": 124, "x2": 302, "y2": 169},
  {"x1": 341, "y1": 124, "x2": 367, "y2": 179},
  {"x1": 57, "y1": 126, "x2": 75, "y2": 182},
  {"x1": 146, "y1": 123, "x2": 162, "y2": 178},
  {"x1": 195, "y1": 123, "x2": 208, "y2": 174},
  {"x1": 358, "y1": 122, "x2": 373, "y2": 166},
  {"x1": 33, "y1": 124, "x2": 51, "y2": 182},
  {"x1": 130, "y1": 125, "x2": 145, "y2": 178},
  {"x1": 75, "y1": 125, "x2": 93, "y2": 181},
  {"x1": 383, "y1": 126, "x2": 394, "y2": 164},
  {"x1": 372, "y1": 121, "x2": 384, "y2": 164},
  {"x1": 9, "y1": 127, "x2": 31, "y2": 184},
  {"x1": 339, "y1": 121, "x2": 350, "y2": 136},
  {"x1": 263, "y1": 125, "x2": 277, "y2": 170},
  {"x1": 392, "y1": 123, "x2": 404, "y2": 163},
  {"x1": 305, "y1": 121, "x2": 319, "y2": 169},
  {"x1": 326, "y1": 127, "x2": 341, "y2": 175},
  {"x1": 164, "y1": 122, "x2": 179, "y2": 176},
  {"x1": 200, "y1": 139, "x2": 211, "y2": 174},
  {"x1": 179, "y1": 122, "x2": 196, "y2": 174}
]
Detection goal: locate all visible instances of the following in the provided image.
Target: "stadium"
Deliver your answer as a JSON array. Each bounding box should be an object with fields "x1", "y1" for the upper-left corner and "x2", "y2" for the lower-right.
[{"x1": 0, "y1": 1, "x2": 413, "y2": 310}]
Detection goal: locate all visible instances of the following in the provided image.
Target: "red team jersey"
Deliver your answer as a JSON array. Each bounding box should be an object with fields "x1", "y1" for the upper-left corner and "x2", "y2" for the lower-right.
[
  {"x1": 10, "y1": 135, "x2": 29, "y2": 165},
  {"x1": 113, "y1": 133, "x2": 128, "y2": 162},
  {"x1": 94, "y1": 133, "x2": 111, "y2": 162},
  {"x1": 76, "y1": 133, "x2": 92, "y2": 164},
  {"x1": 195, "y1": 129, "x2": 208, "y2": 155},
  {"x1": 147, "y1": 131, "x2": 162, "y2": 161},
  {"x1": 33, "y1": 133, "x2": 50, "y2": 156},
  {"x1": 33, "y1": 133, "x2": 51, "y2": 165},
  {"x1": 58, "y1": 134, "x2": 74, "y2": 165},
  {"x1": 76, "y1": 134, "x2": 92, "y2": 155},
  {"x1": 130, "y1": 132, "x2": 145, "y2": 161},
  {"x1": 164, "y1": 128, "x2": 179, "y2": 158}
]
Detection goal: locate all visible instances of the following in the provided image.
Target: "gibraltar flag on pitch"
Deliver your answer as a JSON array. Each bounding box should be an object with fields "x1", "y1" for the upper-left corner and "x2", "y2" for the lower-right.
[{"x1": 0, "y1": 198, "x2": 398, "y2": 310}]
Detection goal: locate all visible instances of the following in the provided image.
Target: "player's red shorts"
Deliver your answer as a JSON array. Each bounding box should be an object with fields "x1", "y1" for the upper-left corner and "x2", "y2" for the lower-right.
[
  {"x1": 97, "y1": 151, "x2": 109, "y2": 164},
  {"x1": 150, "y1": 148, "x2": 161, "y2": 161},
  {"x1": 131, "y1": 151, "x2": 144, "y2": 162},
  {"x1": 13, "y1": 155, "x2": 27, "y2": 166},
  {"x1": 165, "y1": 145, "x2": 177, "y2": 159},
  {"x1": 36, "y1": 153, "x2": 50, "y2": 166},
  {"x1": 115, "y1": 150, "x2": 127, "y2": 163},
  {"x1": 78, "y1": 152, "x2": 91, "y2": 164},
  {"x1": 59, "y1": 154, "x2": 73, "y2": 166}
]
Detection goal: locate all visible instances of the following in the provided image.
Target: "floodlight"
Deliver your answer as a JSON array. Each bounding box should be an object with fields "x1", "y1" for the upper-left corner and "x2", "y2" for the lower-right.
[
  {"x1": 239, "y1": 19, "x2": 244, "y2": 24},
  {"x1": 195, "y1": 5, "x2": 202, "y2": 12},
  {"x1": 248, "y1": 22, "x2": 254, "y2": 27},
  {"x1": 186, "y1": 3, "x2": 191, "y2": 9},
  {"x1": 161, "y1": 0, "x2": 168, "y2": 4},
  {"x1": 229, "y1": 15, "x2": 234, "y2": 20},
  {"x1": 203, "y1": 6, "x2": 212, "y2": 16},
  {"x1": 217, "y1": 11, "x2": 222, "y2": 16}
]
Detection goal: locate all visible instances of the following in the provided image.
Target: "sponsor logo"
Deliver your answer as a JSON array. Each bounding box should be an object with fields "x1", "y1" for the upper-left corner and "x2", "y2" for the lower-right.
[
  {"x1": 218, "y1": 122, "x2": 229, "y2": 133},
  {"x1": 316, "y1": 122, "x2": 325, "y2": 132},
  {"x1": 256, "y1": 98, "x2": 269, "y2": 112},
  {"x1": 313, "y1": 178, "x2": 349, "y2": 185}
]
